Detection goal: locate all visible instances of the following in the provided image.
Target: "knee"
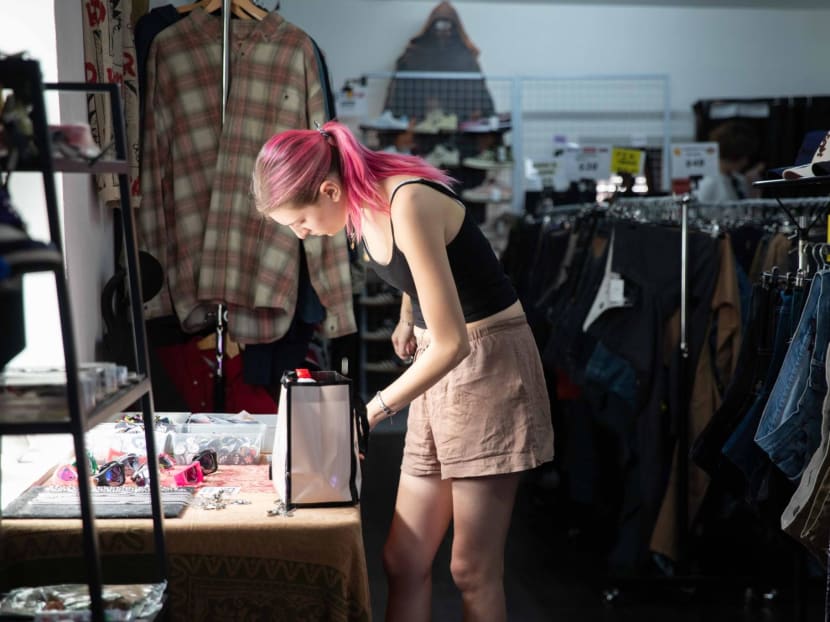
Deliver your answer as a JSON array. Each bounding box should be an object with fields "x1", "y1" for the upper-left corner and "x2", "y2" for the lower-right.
[
  {"x1": 383, "y1": 539, "x2": 431, "y2": 582},
  {"x1": 450, "y1": 554, "x2": 501, "y2": 594}
]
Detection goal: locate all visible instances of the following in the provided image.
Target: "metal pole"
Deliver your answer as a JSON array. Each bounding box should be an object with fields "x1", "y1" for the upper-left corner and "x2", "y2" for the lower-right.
[
  {"x1": 677, "y1": 192, "x2": 691, "y2": 572},
  {"x1": 222, "y1": 0, "x2": 231, "y2": 124}
]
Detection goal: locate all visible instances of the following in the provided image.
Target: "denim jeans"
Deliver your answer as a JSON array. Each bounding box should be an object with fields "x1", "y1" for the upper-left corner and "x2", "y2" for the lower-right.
[
  {"x1": 722, "y1": 290, "x2": 793, "y2": 495},
  {"x1": 782, "y1": 346, "x2": 830, "y2": 559},
  {"x1": 755, "y1": 271, "x2": 830, "y2": 481}
]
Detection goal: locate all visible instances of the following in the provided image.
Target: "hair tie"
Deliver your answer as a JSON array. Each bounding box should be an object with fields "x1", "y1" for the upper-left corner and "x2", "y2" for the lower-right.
[{"x1": 314, "y1": 120, "x2": 331, "y2": 139}]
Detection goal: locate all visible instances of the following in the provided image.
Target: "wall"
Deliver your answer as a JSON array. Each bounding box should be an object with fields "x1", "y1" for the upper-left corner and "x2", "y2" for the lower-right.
[
  {"x1": 269, "y1": 0, "x2": 830, "y2": 139},
  {"x1": 1, "y1": 2, "x2": 109, "y2": 367}
]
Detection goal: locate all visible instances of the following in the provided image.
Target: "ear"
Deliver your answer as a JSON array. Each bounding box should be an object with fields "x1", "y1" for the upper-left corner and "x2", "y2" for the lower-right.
[{"x1": 319, "y1": 179, "x2": 341, "y2": 203}]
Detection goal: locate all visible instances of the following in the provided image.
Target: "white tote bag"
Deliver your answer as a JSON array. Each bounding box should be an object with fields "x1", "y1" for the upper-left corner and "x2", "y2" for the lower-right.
[{"x1": 273, "y1": 370, "x2": 368, "y2": 508}]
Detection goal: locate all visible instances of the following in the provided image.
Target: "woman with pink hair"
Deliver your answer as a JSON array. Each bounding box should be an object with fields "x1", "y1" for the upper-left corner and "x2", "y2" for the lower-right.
[{"x1": 253, "y1": 120, "x2": 554, "y2": 622}]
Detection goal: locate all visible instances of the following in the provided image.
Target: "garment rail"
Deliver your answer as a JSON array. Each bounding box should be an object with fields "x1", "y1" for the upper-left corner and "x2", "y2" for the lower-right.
[{"x1": 578, "y1": 194, "x2": 825, "y2": 621}]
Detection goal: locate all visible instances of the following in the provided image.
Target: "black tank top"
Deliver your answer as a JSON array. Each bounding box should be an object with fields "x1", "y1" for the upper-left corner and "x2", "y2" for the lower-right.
[{"x1": 362, "y1": 179, "x2": 518, "y2": 329}]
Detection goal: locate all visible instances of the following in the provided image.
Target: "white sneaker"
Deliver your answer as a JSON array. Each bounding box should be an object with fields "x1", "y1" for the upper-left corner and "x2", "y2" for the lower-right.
[
  {"x1": 462, "y1": 149, "x2": 512, "y2": 170},
  {"x1": 461, "y1": 179, "x2": 512, "y2": 203},
  {"x1": 414, "y1": 110, "x2": 458, "y2": 134},
  {"x1": 362, "y1": 110, "x2": 410, "y2": 131},
  {"x1": 424, "y1": 144, "x2": 460, "y2": 168}
]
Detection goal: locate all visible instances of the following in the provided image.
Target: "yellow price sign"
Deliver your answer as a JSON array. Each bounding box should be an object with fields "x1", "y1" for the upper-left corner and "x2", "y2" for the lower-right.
[{"x1": 611, "y1": 147, "x2": 644, "y2": 175}]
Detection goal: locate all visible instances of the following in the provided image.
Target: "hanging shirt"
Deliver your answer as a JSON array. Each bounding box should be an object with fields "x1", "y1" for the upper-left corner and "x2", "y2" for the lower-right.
[{"x1": 139, "y1": 8, "x2": 355, "y2": 344}]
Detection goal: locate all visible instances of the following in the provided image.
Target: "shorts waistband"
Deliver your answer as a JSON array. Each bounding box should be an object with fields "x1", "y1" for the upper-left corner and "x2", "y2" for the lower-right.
[{"x1": 417, "y1": 314, "x2": 527, "y2": 348}]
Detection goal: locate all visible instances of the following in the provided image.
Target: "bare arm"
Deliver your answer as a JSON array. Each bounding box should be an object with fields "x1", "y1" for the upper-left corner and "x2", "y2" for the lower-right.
[{"x1": 366, "y1": 185, "x2": 470, "y2": 428}]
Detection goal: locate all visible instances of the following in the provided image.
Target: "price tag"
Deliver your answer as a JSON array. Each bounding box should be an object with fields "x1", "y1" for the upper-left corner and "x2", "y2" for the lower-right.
[
  {"x1": 336, "y1": 82, "x2": 368, "y2": 118},
  {"x1": 534, "y1": 161, "x2": 559, "y2": 189},
  {"x1": 610, "y1": 147, "x2": 645, "y2": 175},
  {"x1": 670, "y1": 142, "x2": 719, "y2": 179},
  {"x1": 609, "y1": 275, "x2": 625, "y2": 304},
  {"x1": 568, "y1": 145, "x2": 611, "y2": 181}
]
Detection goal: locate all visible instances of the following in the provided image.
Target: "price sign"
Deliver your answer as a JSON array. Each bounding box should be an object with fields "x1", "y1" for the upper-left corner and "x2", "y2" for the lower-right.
[
  {"x1": 534, "y1": 161, "x2": 559, "y2": 189},
  {"x1": 335, "y1": 82, "x2": 368, "y2": 118},
  {"x1": 670, "y1": 142, "x2": 719, "y2": 179},
  {"x1": 568, "y1": 145, "x2": 611, "y2": 180},
  {"x1": 610, "y1": 147, "x2": 645, "y2": 175}
]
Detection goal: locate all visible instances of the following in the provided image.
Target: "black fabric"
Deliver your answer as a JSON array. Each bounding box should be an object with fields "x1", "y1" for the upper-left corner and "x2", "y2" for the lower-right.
[
  {"x1": 0, "y1": 278, "x2": 25, "y2": 370},
  {"x1": 364, "y1": 179, "x2": 518, "y2": 329},
  {"x1": 310, "y1": 38, "x2": 336, "y2": 121}
]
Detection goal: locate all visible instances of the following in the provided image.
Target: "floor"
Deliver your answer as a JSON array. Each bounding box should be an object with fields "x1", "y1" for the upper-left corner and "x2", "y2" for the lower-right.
[{"x1": 360, "y1": 418, "x2": 826, "y2": 622}]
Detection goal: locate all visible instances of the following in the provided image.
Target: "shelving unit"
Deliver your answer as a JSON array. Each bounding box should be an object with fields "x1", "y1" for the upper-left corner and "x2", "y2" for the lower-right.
[{"x1": 0, "y1": 56, "x2": 166, "y2": 621}]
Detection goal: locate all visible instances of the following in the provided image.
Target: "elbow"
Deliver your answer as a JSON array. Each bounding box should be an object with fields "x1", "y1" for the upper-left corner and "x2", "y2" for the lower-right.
[{"x1": 452, "y1": 337, "x2": 471, "y2": 367}]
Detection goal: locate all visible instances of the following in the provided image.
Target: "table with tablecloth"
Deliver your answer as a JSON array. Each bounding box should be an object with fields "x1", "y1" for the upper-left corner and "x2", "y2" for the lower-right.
[{"x1": 0, "y1": 464, "x2": 371, "y2": 621}]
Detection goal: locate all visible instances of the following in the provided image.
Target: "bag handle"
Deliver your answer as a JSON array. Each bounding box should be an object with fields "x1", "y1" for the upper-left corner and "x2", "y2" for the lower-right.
[{"x1": 353, "y1": 395, "x2": 370, "y2": 459}]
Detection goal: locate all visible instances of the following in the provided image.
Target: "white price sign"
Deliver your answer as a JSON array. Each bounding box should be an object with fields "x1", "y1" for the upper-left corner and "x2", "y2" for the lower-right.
[
  {"x1": 569, "y1": 145, "x2": 612, "y2": 181},
  {"x1": 671, "y1": 142, "x2": 719, "y2": 179}
]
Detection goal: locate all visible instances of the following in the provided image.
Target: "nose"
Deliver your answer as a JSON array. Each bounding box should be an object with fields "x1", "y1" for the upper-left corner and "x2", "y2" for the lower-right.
[{"x1": 290, "y1": 224, "x2": 309, "y2": 239}]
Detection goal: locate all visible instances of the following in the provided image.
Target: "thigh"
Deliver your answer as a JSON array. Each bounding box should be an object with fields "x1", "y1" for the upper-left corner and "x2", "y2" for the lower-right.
[
  {"x1": 386, "y1": 473, "x2": 453, "y2": 567},
  {"x1": 450, "y1": 473, "x2": 522, "y2": 565}
]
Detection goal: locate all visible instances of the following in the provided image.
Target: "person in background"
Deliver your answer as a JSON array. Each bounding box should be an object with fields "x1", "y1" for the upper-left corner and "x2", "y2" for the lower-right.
[
  {"x1": 695, "y1": 119, "x2": 765, "y2": 202},
  {"x1": 251, "y1": 120, "x2": 554, "y2": 622}
]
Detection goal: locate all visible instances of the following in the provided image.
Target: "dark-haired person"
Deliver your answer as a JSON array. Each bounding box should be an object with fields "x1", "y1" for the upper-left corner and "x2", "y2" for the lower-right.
[
  {"x1": 696, "y1": 120, "x2": 765, "y2": 202},
  {"x1": 252, "y1": 120, "x2": 553, "y2": 622}
]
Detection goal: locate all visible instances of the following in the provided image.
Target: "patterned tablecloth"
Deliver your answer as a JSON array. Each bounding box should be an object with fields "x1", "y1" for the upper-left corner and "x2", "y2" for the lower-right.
[{"x1": 0, "y1": 465, "x2": 371, "y2": 621}]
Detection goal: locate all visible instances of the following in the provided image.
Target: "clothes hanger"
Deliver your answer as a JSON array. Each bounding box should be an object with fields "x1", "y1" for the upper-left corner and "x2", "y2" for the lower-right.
[{"x1": 177, "y1": 0, "x2": 267, "y2": 20}]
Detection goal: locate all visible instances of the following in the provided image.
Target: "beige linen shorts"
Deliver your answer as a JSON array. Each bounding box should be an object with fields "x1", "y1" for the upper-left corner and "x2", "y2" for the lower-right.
[{"x1": 402, "y1": 315, "x2": 555, "y2": 479}]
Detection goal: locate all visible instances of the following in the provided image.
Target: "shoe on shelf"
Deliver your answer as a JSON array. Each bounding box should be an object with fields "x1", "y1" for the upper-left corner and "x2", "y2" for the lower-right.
[
  {"x1": 459, "y1": 113, "x2": 511, "y2": 133},
  {"x1": 359, "y1": 292, "x2": 399, "y2": 306},
  {"x1": 361, "y1": 110, "x2": 410, "y2": 131},
  {"x1": 424, "y1": 144, "x2": 460, "y2": 168},
  {"x1": 362, "y1": 326, "x2": 395, "y2": 341},
  {"x1": 414, "y1": 110, "x2": 458, "y2": 134},
  {"x1": 462, "y1": 148, "x2": 513, "y2": 170},
  {"x1": 364, "y1": 359, "x2": 405, "y2": 373},
  {"x1": 461, "y1": 179, "x2": 512, "y2": 204}
]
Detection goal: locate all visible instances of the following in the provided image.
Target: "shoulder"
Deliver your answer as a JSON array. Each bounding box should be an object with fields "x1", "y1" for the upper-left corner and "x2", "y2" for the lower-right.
[{"x1": 389, "y1": 181, "x2": 458, "y2": 246}]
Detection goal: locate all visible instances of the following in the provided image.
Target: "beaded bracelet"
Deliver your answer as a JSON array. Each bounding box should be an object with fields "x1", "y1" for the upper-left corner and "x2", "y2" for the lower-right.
[{"x1": 376, "y1": 390, "x2": 396, "y2": 418}]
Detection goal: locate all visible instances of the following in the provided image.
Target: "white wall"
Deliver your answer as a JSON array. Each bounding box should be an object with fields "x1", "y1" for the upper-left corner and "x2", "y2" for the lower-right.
[
  {"x1": 1, "y1": 1, "x2": 108, "y2": 367},
  {"x1": 272, "y1": 0, "x2": 830, "y2": 138}
]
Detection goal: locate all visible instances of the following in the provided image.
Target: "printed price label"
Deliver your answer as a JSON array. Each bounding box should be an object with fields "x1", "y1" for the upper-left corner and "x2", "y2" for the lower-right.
[
  {"x1": 610, "y1": 147, "x2": 645, "y2": 175},
  {"x1": 670, "y1": 142, "x2": 719, "y2": 179},
  {"x1": 570, "y1": 145, "x2": 611, "y2": 180}
]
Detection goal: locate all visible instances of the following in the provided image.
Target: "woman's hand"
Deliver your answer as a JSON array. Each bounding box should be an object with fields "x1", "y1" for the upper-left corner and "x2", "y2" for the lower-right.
[{"x1": 391, "y1": 319, "x2": 417, "y2": 361}]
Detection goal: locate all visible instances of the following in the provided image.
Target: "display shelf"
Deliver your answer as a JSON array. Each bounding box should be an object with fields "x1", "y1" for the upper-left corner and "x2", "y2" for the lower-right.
[
  {"x1": 2, "y1": 156, "x2": 130, "y2": 175},
  {"x1": 0, "y1": 378, "x2": 155, "y2": 437},
  {"x1": 0, "y1": 57, "x2": 166, "y2": 622}
]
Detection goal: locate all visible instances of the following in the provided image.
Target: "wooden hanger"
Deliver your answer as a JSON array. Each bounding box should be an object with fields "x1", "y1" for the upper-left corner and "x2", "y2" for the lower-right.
[{"x1": 177, "y1": 0, "x2": 268, "y2": 20}]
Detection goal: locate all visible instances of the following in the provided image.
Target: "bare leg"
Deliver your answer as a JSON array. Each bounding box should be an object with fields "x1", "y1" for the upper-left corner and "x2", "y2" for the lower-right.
[
  {"x1": 383, "y1": 472, "x2": 453, "y2": 622},
  {"x1": 450, "y1": 473, "x2": 521, "y2": 622}
]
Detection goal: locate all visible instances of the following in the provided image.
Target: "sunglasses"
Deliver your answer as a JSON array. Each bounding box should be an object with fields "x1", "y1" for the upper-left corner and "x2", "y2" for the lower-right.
[
  {"x1": 172, "y1": 449, "x2": 219, "y2": 487},
  {"x1": 92, "y1": 460, "x2": 127, "y2": 486},
  {"x1": 89, "y1": 453, "x2": 178, "y2": 487}
]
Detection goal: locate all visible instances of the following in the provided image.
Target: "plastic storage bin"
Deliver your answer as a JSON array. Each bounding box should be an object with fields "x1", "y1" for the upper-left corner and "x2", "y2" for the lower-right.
[{"x1": 170, "y1": 414, "x2": 266, "y2": 466}]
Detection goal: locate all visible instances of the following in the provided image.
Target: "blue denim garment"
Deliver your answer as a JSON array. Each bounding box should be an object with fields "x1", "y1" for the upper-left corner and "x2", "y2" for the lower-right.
[
  {"x1": 722, "y1": 290, "x2": 793, "y2": 492},
  {"x1": 584, "y1": 341, "x2": 638, "y2": 408},
  {"x1": 755, "y1": 271, "x2": 830, "y2": 481}
]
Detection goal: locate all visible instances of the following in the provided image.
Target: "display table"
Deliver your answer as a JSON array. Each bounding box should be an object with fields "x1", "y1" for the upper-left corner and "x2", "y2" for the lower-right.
[{"x1": 0, "y1": 465, "x2": 371, "y2": 621}]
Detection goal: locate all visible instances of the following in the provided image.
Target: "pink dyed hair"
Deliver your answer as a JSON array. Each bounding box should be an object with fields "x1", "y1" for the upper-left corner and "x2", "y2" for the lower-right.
[{"x1": 252, "y1": 120, "x2": 456, "y2": 239}]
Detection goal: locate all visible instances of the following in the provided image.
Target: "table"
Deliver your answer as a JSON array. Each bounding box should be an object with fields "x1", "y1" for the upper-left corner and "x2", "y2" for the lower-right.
[{"x1": 0, "y1": 466, "x2": 371, "y2": 621}]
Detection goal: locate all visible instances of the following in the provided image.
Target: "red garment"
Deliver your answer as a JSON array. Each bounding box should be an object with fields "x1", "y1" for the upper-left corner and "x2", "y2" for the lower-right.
[{"x1": 155, "y1": 337, "x2": 277, "y2": 414}]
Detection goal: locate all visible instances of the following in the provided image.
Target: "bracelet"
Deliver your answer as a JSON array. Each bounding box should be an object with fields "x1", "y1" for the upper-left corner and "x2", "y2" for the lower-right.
[{"x1": 376, "y1": 390, "x2": 396, "y2": 418}]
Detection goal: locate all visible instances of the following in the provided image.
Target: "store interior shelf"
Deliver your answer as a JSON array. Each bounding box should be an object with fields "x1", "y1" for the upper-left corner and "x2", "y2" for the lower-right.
[
  {"x1": 0, "y1": 377, "x2": 149, "y2": 435},
  {"x1": 754, "y1": 176, "x2": 830, "y2": 191}
]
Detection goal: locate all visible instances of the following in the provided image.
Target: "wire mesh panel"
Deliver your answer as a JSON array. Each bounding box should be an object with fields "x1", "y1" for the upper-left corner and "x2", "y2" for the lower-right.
[{"x1": 349, "y1": 72, "x2": 670, "y2": 202}]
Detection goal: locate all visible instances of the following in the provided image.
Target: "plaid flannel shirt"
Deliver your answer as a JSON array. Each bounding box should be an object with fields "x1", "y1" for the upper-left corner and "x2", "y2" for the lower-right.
[{"x1": 139, "y1": 9, "x2": 355, "y2": 344}]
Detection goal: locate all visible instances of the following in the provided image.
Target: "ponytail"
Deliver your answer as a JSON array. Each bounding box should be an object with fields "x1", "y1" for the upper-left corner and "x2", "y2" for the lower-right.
[{"x1": 253, "y1": 120, "x2": 455, "y2": 240}]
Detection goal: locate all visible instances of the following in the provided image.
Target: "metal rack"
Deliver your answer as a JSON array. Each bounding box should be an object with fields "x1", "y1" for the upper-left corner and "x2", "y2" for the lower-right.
[{"x1": 0, "y1": 56, "x2": 166, "y2": 621}]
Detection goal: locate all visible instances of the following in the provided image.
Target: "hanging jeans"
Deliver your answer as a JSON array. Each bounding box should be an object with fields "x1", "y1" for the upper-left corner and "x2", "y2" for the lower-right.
[
  {"x1": 755, "y1": 270, "x2": 830, "y2": 481},
  {"x1": 722, "y1": 290, "x2": 793, "y2": 499}
]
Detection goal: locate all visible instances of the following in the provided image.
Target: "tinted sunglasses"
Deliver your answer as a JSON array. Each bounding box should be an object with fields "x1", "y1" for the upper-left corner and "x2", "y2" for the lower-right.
[
  {"x1": 92, "y1": 460, "x2": 126, "y2": 486},
  {"x1": 192, "y1": 448, "x2": 218, "y2": 475},
  {"x1": 131, "y1": 453, "x2": 176, "y2": 487}
]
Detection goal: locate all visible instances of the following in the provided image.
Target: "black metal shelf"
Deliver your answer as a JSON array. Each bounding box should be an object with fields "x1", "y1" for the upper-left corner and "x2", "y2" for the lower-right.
[
  {"x1": 0, "y1": 57, "x2": 167, "y2": 622},
  {"x1": 0, "y1": 376, "x2": 151, "y2": 434},
  {"x1": 754, "y1": 176, "x2": 830, "y2": 191}
]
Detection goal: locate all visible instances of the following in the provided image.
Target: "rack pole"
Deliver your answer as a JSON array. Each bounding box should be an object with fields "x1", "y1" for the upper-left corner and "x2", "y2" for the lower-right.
[{"x1": 676, "y1": 193, "x2": 691, "y2": 574}]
